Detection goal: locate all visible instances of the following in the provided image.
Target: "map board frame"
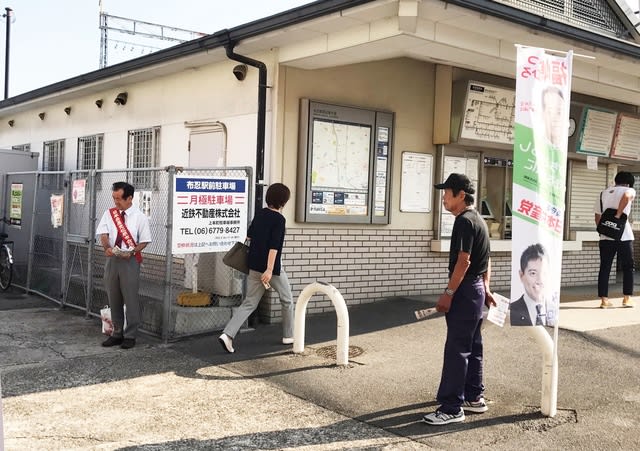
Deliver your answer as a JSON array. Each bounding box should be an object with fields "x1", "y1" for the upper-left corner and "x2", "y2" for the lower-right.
[{"x1": 296, "y1": 99, "x2": 393, "y2": 224}]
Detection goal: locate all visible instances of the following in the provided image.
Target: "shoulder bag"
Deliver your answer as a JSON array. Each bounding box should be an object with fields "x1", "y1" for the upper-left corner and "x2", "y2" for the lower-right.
[
  {"x1": 596, "y1": 192, "x2": 627, "y2": 240},
  {"x1": 223, "y1": 240, "x2": 250, "y2": 274}
]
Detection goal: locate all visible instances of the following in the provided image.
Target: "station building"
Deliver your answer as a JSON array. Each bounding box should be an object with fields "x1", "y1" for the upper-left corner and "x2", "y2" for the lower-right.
[{"x1": 2, "y1": 0, "x2": 640, "y2": 321}]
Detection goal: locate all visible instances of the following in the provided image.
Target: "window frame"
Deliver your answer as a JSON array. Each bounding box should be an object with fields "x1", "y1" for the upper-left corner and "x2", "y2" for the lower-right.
[
  {"x1": 127, "y1": 126, "x2": 160, "y2": 190},
  {"x1": 42, "y1": 139, "x2": 65, "y2": 188},
  {"x1": 77, "y1": 134, "x2": 104, "y2": 189}
]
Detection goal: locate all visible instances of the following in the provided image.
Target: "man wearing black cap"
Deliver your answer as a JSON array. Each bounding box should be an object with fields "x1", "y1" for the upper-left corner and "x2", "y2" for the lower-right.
[{"x1": 423, "y1": 173, "x2": 495, "y2": 426}]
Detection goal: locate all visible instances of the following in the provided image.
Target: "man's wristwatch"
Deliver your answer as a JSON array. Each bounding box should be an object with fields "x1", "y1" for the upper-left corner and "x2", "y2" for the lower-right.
[{"x1": 444, "y1": 287, "x2": 455, "y2": 296}]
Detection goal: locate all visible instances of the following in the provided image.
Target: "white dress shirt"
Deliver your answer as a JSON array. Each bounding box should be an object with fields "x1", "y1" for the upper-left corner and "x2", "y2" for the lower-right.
[{"x1": 96, "y1": 205, "x2": 152, "y2": 250}]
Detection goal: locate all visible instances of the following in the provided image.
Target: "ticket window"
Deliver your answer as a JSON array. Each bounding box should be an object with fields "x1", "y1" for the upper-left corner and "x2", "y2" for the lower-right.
[{"x1": 481, "y1": 158, "x2": 513, "y2": 239}]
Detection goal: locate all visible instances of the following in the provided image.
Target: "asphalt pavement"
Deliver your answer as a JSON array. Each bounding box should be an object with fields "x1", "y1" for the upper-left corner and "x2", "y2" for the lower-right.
[{"x1": 0, "y1": 283, "x2": 639, "y2": 450}]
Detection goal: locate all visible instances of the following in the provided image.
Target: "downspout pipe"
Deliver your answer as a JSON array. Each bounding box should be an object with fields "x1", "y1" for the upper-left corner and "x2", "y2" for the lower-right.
[{"x1": 225, "y1": 41, "x2": 267, "y2": 216}]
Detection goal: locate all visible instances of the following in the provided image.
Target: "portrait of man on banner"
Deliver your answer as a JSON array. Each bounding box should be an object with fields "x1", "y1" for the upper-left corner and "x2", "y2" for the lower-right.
[{"x1": 510, "y1": 240, "x2": 559, "y2": 327}]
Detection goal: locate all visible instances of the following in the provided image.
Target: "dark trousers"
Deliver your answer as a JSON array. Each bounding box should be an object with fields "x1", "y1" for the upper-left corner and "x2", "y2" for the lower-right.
[
  {"x1": 436, "y1": 277, "x2": 485, "y2": 413},
  {"x1": 598, "y1": 240, "x2": 634, "y2": 297}
]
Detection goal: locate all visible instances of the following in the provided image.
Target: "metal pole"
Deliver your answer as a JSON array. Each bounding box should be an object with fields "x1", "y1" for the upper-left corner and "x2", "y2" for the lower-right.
[
  {"x1": 4, "y1": 7, "x2": 12, "y2": 100},
  {"x1": 86, "y1": 170, "x2": 97, "y2": 317},
  {"x1": 60, "y1": 174, "x2": 70, "y2": 307},
  {"x1": 26, "y1": 173, "x2": 39, "y2": 292},
  {"x1": 162, "y1": 166, "x2": 176, "y2": 343}
]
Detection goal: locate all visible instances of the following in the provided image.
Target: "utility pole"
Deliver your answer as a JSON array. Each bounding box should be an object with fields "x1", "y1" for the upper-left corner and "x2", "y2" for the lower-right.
[{"x1": 2, "y1": 7, "x2": 12, "y2": 99}]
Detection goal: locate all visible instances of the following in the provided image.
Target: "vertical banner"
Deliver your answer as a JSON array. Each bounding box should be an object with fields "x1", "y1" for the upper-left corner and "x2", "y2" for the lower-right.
[{"x1": 511, "y1": 47, "x2": 573, "y2": 327}]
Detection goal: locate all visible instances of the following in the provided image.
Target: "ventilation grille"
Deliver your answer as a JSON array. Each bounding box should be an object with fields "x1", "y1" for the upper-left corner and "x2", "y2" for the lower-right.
[{"x1": 496, "y1": 0, "x2": 629, "y2": 38}]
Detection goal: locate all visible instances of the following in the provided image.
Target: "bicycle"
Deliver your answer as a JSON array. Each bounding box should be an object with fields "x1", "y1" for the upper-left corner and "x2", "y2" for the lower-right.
[{"x1": 0, "y1": 229, "x2": 14, "y2": 291}]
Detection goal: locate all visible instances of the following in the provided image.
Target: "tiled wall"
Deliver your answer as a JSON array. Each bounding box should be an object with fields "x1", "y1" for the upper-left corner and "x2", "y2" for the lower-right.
[{"x1": 256, "y1": 228, "x2": 613, "y2": 323}]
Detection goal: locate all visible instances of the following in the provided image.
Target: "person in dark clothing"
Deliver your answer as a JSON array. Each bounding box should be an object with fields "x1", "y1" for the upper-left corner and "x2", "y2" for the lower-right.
[
  {"x1": 218, "y1": 183, "x2": 294, "y2": 353},
  {"x1": 423, "y1": 173, "x2": 495, "y2": 426},
  {"x1": 594, "y1": 171, "x2": 636, "y2": 308}
]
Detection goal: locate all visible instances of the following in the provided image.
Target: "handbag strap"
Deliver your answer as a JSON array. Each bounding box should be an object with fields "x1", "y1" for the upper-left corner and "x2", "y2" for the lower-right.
[{"x1": 600, "y1": 191, "x2": 603, "y2": 213}]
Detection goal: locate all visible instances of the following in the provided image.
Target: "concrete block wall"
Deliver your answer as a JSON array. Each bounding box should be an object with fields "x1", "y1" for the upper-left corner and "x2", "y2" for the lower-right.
[
  {"x1": 256, "y1": 228, "x2": 611, "y2": 323},
  {"x1": 561, "y1": 242, "x2": 605, "y2": 287}
]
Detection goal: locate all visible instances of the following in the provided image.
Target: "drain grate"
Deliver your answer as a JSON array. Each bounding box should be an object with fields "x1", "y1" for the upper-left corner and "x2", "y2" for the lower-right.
[{"x1": 316, "y1": 345, "x2": 364, "y2": 360}]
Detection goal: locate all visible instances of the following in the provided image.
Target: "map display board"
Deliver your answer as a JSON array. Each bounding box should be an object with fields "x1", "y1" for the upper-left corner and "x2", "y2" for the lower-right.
[
  {"x1": 576, "y1": 107, "x2": 617, "y2": 157},
  {"x1": 459, "y1": 81, "x2": 515, "y2": 145},
  {"x1": 297, "y1": 99, "x2": 393, "y2": 224},
  {"x1": 611, "y1": 113, "x2": 640, "y2": 161},
  {"x1": 310, "y1": 119, "x2": 370, "y2": 216}
]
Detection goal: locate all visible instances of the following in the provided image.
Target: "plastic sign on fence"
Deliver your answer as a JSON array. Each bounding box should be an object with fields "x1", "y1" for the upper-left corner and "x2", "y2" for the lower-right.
[
  {"x1": 9, "y1": 183, "x2": 23, "y2": 228},
  {"x1": 172, "y1": 175, "x2": 248, "y2": 254}
]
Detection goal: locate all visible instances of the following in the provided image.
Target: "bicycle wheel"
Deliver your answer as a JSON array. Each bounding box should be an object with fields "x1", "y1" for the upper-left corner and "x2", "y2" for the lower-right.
[{"x1": 0, "y1": 245, "x2": 12, "y2": 291}]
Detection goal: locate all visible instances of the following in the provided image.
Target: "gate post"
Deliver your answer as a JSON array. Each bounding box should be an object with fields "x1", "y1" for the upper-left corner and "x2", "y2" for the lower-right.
[{"x1": 293, "y1": 281, "x2": 350, "y2": 366}]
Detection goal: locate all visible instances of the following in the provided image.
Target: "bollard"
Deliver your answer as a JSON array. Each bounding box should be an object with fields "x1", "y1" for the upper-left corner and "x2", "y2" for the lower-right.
[
  {"x1": 293, "y1": 281, "x2": 350, "y2": 366},
  {"x1": 526, "y1": 325, "x2": 558, "y2": 417}
]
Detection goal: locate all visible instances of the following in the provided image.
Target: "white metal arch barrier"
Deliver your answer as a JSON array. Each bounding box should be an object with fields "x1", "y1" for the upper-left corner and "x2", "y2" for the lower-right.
[{"x1": 292, "y1": 281, "x2": 350, "y2": 366}]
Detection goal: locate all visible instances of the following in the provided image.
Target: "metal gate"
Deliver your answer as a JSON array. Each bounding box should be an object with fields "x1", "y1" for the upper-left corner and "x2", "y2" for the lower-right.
[{"x1": 2, "y1": 166, "x2": 253, "y2": 342}]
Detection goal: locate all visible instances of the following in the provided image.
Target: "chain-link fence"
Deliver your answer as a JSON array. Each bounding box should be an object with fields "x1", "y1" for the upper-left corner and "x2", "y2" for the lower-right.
[{"x1": 1, "y1": 166, "x2": 253, "y2": 342}]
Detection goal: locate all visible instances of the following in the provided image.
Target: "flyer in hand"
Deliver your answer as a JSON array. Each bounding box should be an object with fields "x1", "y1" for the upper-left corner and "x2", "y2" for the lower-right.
[
  {"x1": 112, "y1": 247, "x2": 133, "y2": 257},
  {"x1": 414, "y1": 307, "x2": 440, "y2": 321},
  {"x1": 487, "y1": 292, "x2": 510, "y2": 327}
]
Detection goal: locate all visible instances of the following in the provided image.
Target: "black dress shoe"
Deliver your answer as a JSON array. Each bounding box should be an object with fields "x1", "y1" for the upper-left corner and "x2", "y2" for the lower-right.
[
  {"x1": 120, "y1": 338, "x2": 136, "y2": 349},
  {"x1": 102, "y1": 336, "x2": 123, "y2": 347}
]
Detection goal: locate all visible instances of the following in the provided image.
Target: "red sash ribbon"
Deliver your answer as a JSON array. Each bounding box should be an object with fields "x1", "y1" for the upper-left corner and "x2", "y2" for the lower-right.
[{"x1": 109, "y1": 208, "x2": 142, "y2": 263}]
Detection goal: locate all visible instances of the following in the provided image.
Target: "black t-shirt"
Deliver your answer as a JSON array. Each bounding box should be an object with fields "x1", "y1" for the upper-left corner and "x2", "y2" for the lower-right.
[
  {"x1": 448, "y1": 208, "x2": 490, "y2": 277},
  {"x1": 247, "y1": 208, "x2": 286, "y2": 275}
]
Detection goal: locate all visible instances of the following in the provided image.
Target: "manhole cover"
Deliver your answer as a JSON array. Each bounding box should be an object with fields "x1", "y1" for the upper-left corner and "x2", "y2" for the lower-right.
[{"x1": 316, "y1": 345, "x2": 364, "y2": 360}]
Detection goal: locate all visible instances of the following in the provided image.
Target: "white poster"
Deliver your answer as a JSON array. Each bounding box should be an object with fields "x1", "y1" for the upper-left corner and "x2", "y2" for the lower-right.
[
  {"x1": 172, "y1": 175, "x2": 248, "y2": 254},
  {"x1": 400, "y1": 152, "x2": 432, "y2": 213},
  {"x1": 50, "y1": 194, "x2": 64, "y2": 229},
  {"x1": 72, "y1": 179, "x2": 86, "y2": 205}
]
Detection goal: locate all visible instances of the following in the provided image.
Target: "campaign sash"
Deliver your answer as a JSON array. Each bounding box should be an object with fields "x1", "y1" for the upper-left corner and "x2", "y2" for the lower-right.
[{"x1": 109, "y1": 207, "x2": 142, "y2": 263}]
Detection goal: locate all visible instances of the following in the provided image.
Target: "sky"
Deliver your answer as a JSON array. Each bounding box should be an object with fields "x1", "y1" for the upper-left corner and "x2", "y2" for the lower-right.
[
  {"x1": 0, "y1": 0, "x2": 314, "y2": 97},
  {"x1": 0, "y1": 0, "x2": 638, "y2": 97}
]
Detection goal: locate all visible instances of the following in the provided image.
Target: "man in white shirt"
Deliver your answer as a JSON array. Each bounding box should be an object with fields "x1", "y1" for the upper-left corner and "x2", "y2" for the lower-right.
[
  {"x1": 594, "y1": 171, "x2": 636, "y2": 309},
  {"x1": 96, "y1": 182, "x2": 152, "y2": 348}
]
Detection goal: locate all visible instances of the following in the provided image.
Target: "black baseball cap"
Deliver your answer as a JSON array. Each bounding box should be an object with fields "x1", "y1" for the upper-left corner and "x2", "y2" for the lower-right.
[{"x1": 434, "y1": 173, "x2": 475, "y2": 194}]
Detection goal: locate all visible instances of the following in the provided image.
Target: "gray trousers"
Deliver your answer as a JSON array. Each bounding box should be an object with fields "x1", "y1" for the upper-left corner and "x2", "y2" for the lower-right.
[
  {"x1": 104, "y1": 257, "x2": 141, "y2": 339},
  {"x1": 223, "y1": 269, "x2": 294, "y2": 339}
]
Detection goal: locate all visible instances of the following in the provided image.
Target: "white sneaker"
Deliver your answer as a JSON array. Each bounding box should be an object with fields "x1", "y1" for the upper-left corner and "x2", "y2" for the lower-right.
[
  {"x1": 463, "y1": 397, "x2": 488, "y2": 413},
  {"x1": 282, "y1": 337, "x2": 294, "y2": 345},
  {"x1": 422, "y1": 409, "x2": 465, "y2": 425},
  {"x1": 218, "y1": 333, "x2": 234, "y2": 353}
]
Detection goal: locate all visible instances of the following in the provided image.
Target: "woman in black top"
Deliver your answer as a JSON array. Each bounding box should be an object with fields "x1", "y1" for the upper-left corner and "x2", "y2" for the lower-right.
[{"x1": 218, "y1": 183, "x2": 294, "y2": 353}]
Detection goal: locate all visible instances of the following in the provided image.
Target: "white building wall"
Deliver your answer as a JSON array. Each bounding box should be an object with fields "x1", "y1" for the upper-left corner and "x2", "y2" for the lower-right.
[{"x1": 0, "y1": 50, "x2": 279, "y2": 177}]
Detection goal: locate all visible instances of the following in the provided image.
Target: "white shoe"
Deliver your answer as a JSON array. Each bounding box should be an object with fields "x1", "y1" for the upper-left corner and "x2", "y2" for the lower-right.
[
  {"x1": 218, "y1": 333, "x2": 234, "y2": 353},
  {"x1": 282, "y1": 337, "x2": 294, "y2": 345}
]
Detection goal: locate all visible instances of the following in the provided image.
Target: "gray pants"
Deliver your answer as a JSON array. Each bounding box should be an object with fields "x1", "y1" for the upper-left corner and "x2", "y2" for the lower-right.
[
  {"x1": 104, "y1": 257, "x2": 141, "y2": 339},
  {"x1": 223, "y1": 269, "x2": 294, "y2": 339}
]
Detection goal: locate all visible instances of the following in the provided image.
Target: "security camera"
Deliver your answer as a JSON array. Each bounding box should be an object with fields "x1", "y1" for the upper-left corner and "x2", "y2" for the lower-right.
[
  {"x1": 233, "y1": 64, "x2": 247, "y2": 81},
  {"x1": 114, "y1": 92, "x2": 128, "y2": 105}
]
